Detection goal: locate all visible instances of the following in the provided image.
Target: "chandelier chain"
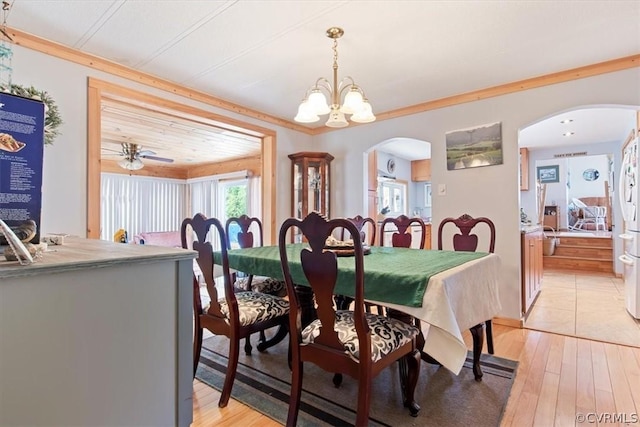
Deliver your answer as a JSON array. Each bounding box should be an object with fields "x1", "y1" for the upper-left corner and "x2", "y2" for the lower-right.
[{"x1": 332, "y1": 37, "x2": 338, "y2": 70}]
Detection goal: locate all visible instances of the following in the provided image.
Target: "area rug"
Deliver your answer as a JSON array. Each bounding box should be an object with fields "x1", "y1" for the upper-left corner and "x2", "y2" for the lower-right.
[{"x1": 196, "y1": 334, "x2": 518, "y2": 427}]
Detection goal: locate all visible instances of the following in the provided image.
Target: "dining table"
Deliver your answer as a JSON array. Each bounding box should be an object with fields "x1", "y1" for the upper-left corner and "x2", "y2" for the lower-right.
[{"x1": 215, "y1": 243, "x2": 502, "y2": 377}]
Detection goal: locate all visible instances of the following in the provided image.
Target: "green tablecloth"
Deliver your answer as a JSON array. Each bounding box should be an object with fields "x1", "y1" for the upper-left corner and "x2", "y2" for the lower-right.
[{"x1": 215, "y1": 244, "x2": 488, "y2": 308}]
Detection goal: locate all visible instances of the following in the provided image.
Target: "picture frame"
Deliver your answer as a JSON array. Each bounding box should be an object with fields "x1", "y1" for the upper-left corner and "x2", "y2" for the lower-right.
[
  {"x1": 445, "y1": 122, "x2": 503, "y2": 170},
  {"x1": 537, "y1": 165, "x2": 560, "y2": 183}
]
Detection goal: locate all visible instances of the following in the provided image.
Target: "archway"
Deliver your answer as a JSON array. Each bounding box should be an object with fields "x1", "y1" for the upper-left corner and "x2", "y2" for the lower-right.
[
  {"x1": 86, "y1": 78, "x2": 278, "y2": 243},
  {"x1": 518, "y1": 105, "x2": 639, "y2": 346},
  {"x1": 364, "y1": 137, "x2": 432, "y2": 245}
]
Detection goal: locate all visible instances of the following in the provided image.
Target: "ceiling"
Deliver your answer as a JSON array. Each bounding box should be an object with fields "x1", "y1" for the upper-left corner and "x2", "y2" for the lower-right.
[
  {"x1": 5, "y1": 1, "x2": 640, "y2": 163},
  {"x1": 100, "y1": 98, "x2": 261, "y2": 167}
]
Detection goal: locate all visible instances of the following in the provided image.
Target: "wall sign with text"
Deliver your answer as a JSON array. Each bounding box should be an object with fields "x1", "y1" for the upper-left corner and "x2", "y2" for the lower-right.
[{"x1": 0, "y1": 92, "x2": 45, "y2": 243}]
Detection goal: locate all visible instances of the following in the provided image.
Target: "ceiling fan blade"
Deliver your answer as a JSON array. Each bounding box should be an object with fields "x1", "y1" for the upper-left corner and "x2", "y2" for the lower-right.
[
  {"x1": 138, "y1": 149, "x2": 156, "y2": 156},
  {"x1": 101, "y1": 147, "x2": 123, "y2": 154},
  {"x1": 141, "y1": 154, "x2": 174, "y2": 163}
]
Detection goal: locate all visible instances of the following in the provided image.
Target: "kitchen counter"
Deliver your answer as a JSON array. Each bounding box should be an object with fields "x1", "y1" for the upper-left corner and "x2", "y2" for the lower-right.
[
  {"x1": 521, "y1": 224, "x2": 543, "y2": 234},
  {"x1": 0, "y1": 237, "x2": 196, "y2": 426}
]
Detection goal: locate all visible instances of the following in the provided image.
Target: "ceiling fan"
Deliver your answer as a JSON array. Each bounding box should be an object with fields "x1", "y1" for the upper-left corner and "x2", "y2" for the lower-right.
[{"x1": 105, "y1": 142, "x2": 174, "y2": 170}]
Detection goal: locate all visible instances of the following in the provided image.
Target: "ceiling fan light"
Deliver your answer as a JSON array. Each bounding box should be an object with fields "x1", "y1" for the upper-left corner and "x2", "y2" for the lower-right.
[
  {"x1": 325, "y1": 108, "x2": 348, "y2": 128},
  {"x1": 340, "y1": 87, "x2": 364, "y2": 114},
  {"x1": 350, "y1": 100, "x2": 376, "y2": 123},
  {"x1": 294, "y1": 100, "x2": 320, "y2": 123},
  {"x1": 118, "y1": 158, "x2": 144, "y2": 170},
  {"x1": 307, "y1": 89, "x2": 330, "y2": 115}
]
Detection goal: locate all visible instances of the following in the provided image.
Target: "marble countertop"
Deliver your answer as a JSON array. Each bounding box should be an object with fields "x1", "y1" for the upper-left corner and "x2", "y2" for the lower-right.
[
  {"x1": 520, "y1": 224, "x2": 543, "y2": 233},
  {"x1": 0, "y1": 237, "x2": 196, "y2": 279}
]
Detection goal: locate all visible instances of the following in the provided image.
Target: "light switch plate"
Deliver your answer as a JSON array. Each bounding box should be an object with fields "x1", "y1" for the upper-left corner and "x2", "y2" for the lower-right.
[{"x1": 438, "y1": 184, "x2": 446, "y2": 195}]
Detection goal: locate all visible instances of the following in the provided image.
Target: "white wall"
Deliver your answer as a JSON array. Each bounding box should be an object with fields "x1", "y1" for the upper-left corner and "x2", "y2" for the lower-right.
[
  {"x1": 314, "y1": 69, "x2": 640, "y2": 320},
  {"x1": 12, "y1": 43, "x2": 640, "y2": 320},
  {"x1": 568, "y1": 154, "x2": 610, "y2": 199}
]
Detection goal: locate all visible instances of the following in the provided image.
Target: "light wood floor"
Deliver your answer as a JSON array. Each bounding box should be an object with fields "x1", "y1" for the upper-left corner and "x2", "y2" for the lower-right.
[
  {"x1": 525, "y1": 270, "x2": 640, "y2": 347},
  {"x1": 190, "y1": 324, "x2": 640, "y2": 426}
]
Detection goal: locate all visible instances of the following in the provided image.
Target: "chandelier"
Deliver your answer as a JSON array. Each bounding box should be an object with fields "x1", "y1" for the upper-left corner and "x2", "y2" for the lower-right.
[{"x1": 294, "y1": 27, "x2": 375, "y2": 128}]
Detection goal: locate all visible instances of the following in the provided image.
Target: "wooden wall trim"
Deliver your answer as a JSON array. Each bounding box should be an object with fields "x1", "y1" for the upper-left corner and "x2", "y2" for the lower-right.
[
  {"x1": 187, "y1": 156, "x2": 261, "y2": 179},
  {"x1": 263, "y1": 135, "x2": 276, "y2": 245},
  {"x1": 87, "y1": 85, "x2": 101, "y2": 238},
  {"x1": 101, "y1": 161, "x2": 189, "y2": 180},
  {"x1": 492, "y1": 316, "x2": 524, "y2": 328},
  {"x1": 89, "y1": 78, "x2": 276, "y2": 138},
  {"x1": 8, "y1": 26, "x2": 309, "y2": 134},
  {"x1": 312, "y1": 54, "x2": 640, "y2": 134},
  {"x1": 87, "y1": 80, "x2": 276, "y2": 240},
  {"x1": 8, "y1": 27, "x2": 639, "y2": 137}
]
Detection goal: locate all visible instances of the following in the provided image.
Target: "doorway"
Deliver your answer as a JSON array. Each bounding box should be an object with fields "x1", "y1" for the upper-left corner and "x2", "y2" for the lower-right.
[
  {"x1": 86, "y1": 78, "x2": 278, "y2": 242},
  {"x1": 365, "y1": 137, "x2": 431, "y2": 219},
  {"x1": 519, "y1": 106, "x2": 639, "y2": 345}
]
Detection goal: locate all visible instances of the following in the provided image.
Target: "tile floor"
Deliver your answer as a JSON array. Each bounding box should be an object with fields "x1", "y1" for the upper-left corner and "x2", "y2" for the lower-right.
[{"x1": 524, "y1": 269, "x2": 640, "y2": 347}]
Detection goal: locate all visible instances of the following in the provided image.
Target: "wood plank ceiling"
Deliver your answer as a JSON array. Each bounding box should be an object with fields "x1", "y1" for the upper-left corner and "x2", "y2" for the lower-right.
[{"x1": 100, "y1": 98, "x2": 261, "y2": 172}]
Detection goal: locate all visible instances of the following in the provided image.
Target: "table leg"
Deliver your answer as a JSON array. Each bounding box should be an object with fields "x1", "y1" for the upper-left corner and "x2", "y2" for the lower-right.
[
  {"x1": 256, "y1": 323, "x2": 289, "y2": 352},
  {"x1": 470, "y1": 323, "x2": 484, "y2": 381}
]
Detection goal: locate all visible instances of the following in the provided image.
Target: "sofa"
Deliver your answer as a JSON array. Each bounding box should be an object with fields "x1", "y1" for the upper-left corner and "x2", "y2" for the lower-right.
[{"x1": 132, "y1": 231, "x2": 181, "y2": 248}]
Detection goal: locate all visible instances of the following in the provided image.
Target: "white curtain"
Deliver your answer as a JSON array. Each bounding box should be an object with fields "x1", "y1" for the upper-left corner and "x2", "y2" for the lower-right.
[
  {"x1": 247, "y1": 175, "x2": 261, "y2": 219},
  {"x1": 189, "y1": 178, "x2": 218, "y2": 219},
  {"x1": 100, "y1": 173, "x2": 187, "y2": 241}
]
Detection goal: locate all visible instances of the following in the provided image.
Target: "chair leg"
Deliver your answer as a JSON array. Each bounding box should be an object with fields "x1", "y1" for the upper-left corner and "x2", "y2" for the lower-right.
[
  {"x1": 486, "y1": 320, "x2": 494, "y2": 355},
  {"x1": 219, "y1": 338, "x2": 240, "y2": 408},
  {"x1": 193, "y1": 326, "x2": 203, "y2": 378},
  {"x1": 470, "y1": 323, "x2": 484, "y2": 381},
  {"x1": 244, "y1": 336, "x2": 253, "y2": 355},
  {"x1": 355, "y1": 374, "x2": 372, "y2": 427},
  {"x1": 286, "y1": 360, "x2": 304, "y2": 427},
  {"x1": 403, "y1": 350, "x2": 421, "y2": 417}
]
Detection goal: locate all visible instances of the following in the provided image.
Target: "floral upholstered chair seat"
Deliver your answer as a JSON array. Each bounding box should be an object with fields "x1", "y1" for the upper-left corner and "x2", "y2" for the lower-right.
[
  {"x1": 234, "y1": 275, "x2": 286, "y2": 297},
  {"x1": 301, "y1": 310, "x2": 420, "y2": 363},
  {"x1": 213, "y1": 292, "x2": 289, "y2": 327}
]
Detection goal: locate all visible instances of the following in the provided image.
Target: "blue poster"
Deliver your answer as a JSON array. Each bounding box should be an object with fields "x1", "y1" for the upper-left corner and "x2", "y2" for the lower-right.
[{"x1": 0, "y1": 92, "x2": 45, "y2": 244}]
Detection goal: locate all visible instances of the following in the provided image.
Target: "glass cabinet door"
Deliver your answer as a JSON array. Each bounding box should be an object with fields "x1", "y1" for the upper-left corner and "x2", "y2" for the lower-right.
[{"x1": 289, "y1": 152, "x2": 333, "y2": 242}]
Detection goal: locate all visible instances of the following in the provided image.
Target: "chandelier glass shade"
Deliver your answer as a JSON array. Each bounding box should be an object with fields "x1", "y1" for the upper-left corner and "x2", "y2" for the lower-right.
[
  {"x1": 118, "y1": 157, "x2": 144, "y2": 170},
  {"x1": 294, "y1": 27, "x2": 375, "y2": 128},
  {"x1": 118, "y1": 143, "x2": 144, "y2": 170}
]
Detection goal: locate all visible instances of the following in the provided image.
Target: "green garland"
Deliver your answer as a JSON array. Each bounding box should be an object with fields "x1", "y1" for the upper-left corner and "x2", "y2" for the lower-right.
[{"x1": 0, "y1": 83, "x2": 62, "y2": 145}]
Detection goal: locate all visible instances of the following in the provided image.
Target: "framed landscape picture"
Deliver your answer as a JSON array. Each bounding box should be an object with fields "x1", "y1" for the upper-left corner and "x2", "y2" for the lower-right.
[
  {"x1": 445, "y1": 122, "x2": 503, "y2": 170},
  {"x1": 537, "y1": 165, "x2": 560, "y2": 183}
]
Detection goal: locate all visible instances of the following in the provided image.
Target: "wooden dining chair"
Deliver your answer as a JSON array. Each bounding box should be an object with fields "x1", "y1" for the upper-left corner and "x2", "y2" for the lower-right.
[
  {"x1": 181, "y1": 213, "x2": 290, "y2": 408},
  {"x1": 340, "y1": 215, "x2": 377, "y2": 246},
  {"x1": 376, "y1": 215, "x2": 427, "y2": 317},
  {"x1": 335, "y1": 215, "x2": 377, "y2": 311},
  {"x1": 279, "y1": 212, "x2": 421, "y2": 426},
  {"x1": 437, "y1": 213, "x2": 496, "y2": 365},
  {"x1": 225, "y1": 215, "x2": 287, "y2": 351},
  {"x1": 380, "y1": 215, "x2": 426, "y2": 249}
]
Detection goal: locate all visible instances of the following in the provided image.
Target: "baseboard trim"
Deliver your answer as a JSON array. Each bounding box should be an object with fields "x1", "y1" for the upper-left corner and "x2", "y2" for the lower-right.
[{"x1": 492, "y1": 316, "x2": 524, "y2": 328}]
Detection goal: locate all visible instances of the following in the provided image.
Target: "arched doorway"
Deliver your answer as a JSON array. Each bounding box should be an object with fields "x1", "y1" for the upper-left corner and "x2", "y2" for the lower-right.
[
  {"x1": 365, "y1": 137, "x2": 432, "y2": 245},
  {"x1": 518, "y1": 105, "x2": 640, "y2": 347}
]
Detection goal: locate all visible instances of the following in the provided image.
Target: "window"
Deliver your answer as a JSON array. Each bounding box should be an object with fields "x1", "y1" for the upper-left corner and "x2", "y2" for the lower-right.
[
  {"x1": 218, "y1": 179, "x2": 248, "y2": 247},
  {"x1": 379, "y1": 180, "x2": 407, "y2": 216},
  {"x1": 424, "y1": 183, "x2": 432, "y2": 207}
]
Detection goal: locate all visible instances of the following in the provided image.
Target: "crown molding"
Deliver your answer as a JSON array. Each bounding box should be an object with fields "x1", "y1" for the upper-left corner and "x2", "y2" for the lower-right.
[{"x1": 7, "y1": 27, "x2": 639, "y2": 136}]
